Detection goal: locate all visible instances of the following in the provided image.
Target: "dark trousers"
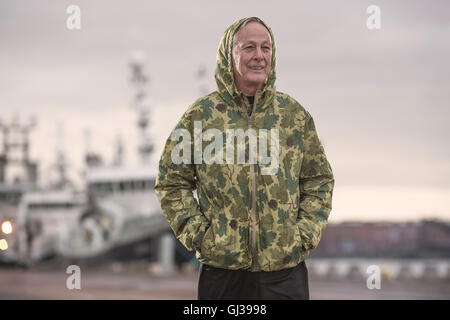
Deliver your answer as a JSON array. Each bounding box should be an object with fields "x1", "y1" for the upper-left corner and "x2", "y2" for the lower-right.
[{"x1": 198, "y1": 261, "x2": 309, "y2": 300}]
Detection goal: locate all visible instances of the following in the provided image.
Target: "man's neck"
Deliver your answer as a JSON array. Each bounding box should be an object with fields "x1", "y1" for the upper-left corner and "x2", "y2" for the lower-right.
[
  {"x1": 235, "y1": 81, "x2": 262, "y2": 96},
  {"x1": 240, "y1": 88, "x2": 257, "y2": 96}
]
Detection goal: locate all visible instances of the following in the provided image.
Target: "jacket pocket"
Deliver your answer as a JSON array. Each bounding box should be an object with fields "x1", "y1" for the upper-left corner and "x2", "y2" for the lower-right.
[{"x1": 199, "y1": 217, "x2": 250, "y2": 269}]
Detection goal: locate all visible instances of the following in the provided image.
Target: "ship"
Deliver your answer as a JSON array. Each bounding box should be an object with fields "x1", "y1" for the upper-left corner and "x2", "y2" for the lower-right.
[
  {"x1": 56, "y1": 52, "x2": 195, "y2": 271},
  {"x1": 0, "y1": 115, "x2": 39, "y2": 266},
  {"x1": 2, "y1": 53, "x2": 195, "y2": 273}
]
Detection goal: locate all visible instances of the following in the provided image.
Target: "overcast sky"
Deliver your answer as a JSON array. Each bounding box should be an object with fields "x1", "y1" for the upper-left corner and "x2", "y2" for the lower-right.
[{"x1": 1, "y1": 0, "x2": 449, "y2": 222}]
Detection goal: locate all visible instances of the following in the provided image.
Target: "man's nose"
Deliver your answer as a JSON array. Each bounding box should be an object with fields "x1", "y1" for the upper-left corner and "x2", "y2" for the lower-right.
[{"x1": 253, "y1": 47, "x2": 264, "y2": 60}]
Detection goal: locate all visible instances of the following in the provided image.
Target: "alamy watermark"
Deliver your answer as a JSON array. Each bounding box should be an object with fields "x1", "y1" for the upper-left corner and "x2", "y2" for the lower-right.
[
  {"x1": 171, "y1": 121, "x2": 279, "y2": 175},
  {"x1": 366, "y1": 265, "x2": 381, "y2": 289},
  {"x1": 66, "y1": 265, "x2": 81, "y2": 290},
  {"x1": 366, "y1": 5, "x2": 381, "y2": 30},
  {"x1": 66, "y1": 5, "x2": 81, "y2": 30}
]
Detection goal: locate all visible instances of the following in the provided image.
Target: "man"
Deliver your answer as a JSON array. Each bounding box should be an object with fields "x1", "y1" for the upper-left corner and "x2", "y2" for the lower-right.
[{"x1": 155, "y1": 17, "x2": 334, "y2": 300}]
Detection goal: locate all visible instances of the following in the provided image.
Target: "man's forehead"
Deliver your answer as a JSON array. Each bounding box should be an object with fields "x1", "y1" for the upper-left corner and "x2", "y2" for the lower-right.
[{"x1": 235, "y1": 22, "x2": 271, "y2": 43}]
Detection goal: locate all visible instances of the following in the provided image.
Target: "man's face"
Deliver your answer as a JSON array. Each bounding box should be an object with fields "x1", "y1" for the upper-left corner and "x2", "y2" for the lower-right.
[{"x1": 232, "y1": 21, "x2": 272, "y2": 93}]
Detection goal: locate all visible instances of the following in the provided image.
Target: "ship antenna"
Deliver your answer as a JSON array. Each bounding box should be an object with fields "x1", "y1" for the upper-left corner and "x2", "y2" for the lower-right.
[{"x1": 129, "y1": 51, "x2": 153, "y2": 165}]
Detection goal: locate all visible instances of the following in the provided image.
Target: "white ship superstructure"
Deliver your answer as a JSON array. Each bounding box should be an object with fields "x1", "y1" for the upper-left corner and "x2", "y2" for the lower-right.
[
  {"x1": 16, "y1": 189, "x2": 86, "y2": 262},
  {"x1": 86, "y1": 165, "x2": 159, "y2": 218},
  {"x1": 57, "y1": 165, "x2": 170, "y2": 260}
]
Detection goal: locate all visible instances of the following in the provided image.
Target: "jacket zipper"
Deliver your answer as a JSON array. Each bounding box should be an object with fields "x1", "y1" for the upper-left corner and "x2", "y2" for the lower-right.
[{"x1": 247, "y1": 94, "x2": 258, "y2": 271}]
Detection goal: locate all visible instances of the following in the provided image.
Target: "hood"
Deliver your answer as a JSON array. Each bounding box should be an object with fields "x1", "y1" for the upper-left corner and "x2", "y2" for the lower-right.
[{"x1": 215, "y1": 17, "x2": 277, "y2": 108}]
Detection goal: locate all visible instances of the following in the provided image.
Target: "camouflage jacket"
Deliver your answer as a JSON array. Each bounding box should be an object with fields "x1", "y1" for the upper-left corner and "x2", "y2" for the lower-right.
[{"x1": 155, "y1": 17, "x2": 334, "y2": 272}]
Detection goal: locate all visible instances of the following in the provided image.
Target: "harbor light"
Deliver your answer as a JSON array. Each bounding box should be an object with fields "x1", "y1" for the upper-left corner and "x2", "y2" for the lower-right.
[
  {"x1": 0, "y1": 239, "x2": 7, "y2": 251},
  {"x1": 1, "y1": 220, "x2": 13, "y2": 235}
]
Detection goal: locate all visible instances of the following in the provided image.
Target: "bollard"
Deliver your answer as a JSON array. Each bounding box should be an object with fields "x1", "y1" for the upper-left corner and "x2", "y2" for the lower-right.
[{"x1": 157, "y1": 232, "x2": 175, "y2": 276}]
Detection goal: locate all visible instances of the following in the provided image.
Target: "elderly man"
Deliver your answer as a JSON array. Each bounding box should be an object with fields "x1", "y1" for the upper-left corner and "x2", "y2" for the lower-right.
[{"x1": 155, "y1": 17, "x2": 334, "y2": 300}]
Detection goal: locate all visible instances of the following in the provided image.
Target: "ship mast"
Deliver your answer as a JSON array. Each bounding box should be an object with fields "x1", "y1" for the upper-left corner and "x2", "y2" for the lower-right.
[
  {"x1": 129, "y1": 52, "x2": 153, "y2": 165},
  {"x1": 52, "y1": 123, "x2": 71, "y2": 189},
  {"x1": 0, "y1": 114, "x2": 37, "y2": 187}
]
